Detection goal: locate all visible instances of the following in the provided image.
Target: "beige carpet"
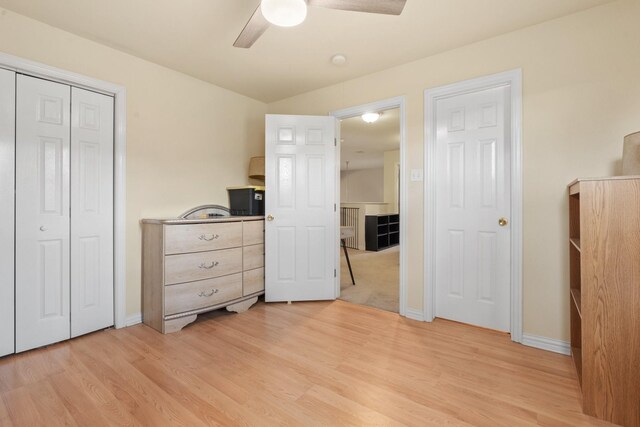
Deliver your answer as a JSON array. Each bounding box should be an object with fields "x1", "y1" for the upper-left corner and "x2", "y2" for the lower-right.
[{"x1": 339, "y1": 245, "x2": 399, "y2": 313}]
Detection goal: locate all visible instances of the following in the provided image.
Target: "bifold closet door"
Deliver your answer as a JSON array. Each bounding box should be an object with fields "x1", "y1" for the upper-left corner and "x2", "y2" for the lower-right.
[
  {"x1": 70, "y1": 87, "x2": 114, "y2": 337},
  {"x1": 0, "y1": 68, "x2": 15, "y2": 357},
  {"x1": 16, "y1": 74, "x2": 71, "y2": 353}
]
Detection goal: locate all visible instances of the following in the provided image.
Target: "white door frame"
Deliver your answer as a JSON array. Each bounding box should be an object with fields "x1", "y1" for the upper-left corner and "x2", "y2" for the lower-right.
[
  {"x1": 330, "y1": 96, "x2": 407, "y2": 316},
  {"x1": 0, "y1": 51, "x2": 128, "y2": 329},
  {"x1": 424, "y1": 70, "x2": 523, "y2": 342}
]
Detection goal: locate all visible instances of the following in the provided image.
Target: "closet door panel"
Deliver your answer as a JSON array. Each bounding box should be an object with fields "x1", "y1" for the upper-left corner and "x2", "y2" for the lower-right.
[
  {"x1": 15, "y1": 75, "x2": 71, "y2": 353},
  {"x1": 0, "y1": 69, "x2": 15, "y2": 357},
  {"x1": 70, "y1": 87, "x2": 114, "y2": 337}
]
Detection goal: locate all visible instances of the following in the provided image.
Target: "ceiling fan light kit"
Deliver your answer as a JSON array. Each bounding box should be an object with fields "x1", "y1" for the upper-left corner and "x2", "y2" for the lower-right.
[
  {"x1": 261, "y1": 0, "x2": 308, "y2": 27},
  {"x1": 361, "y1": 112, "x2": 380, "y2": 123},
  {"x1": 234, "y1": 0, "x2": 407, "y2": 48}
]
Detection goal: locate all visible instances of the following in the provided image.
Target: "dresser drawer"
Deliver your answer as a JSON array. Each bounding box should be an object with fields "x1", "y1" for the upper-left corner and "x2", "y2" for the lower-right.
[
  {"x1": 243, "y1": 267, "x2": 264, "y2": 296},
  {"x1": 243, "y1": 220, "x2": 264, "y2": 246},
  {"x1": 165, "y1": 274, "x2": 243, "y2": 316},
  {"x1": 243, "y1": 244, "x2": 264, "y2": 270},
  {"x1": 164, "y1": 247, "x2": 242, "y2": 285},
  {"x1": 165, "y1": 222, "x2": 242, "y2": 255}
]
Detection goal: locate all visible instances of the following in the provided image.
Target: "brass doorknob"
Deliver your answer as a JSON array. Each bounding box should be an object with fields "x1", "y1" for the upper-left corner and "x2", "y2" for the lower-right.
[
  {"x1": 267, "y1": 214, "x2": 274, "y2": 221},
  {"x1": 498, "y1": 217, "x2": 508, "y2": 227}
]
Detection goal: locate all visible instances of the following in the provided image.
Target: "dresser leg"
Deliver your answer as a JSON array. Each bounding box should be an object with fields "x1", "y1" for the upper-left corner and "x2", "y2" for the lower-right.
[
  {"x1": 163, "y1": 314, "x2": 197, "y2": 333},
  {"x1": 226, "y1": 296, "x2": 258, "y2": 313}
]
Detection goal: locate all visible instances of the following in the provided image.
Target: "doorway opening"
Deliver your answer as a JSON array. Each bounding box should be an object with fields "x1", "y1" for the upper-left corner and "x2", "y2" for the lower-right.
[{"x1": 331, "y1": 98, "x2": 406, "y2": 314}]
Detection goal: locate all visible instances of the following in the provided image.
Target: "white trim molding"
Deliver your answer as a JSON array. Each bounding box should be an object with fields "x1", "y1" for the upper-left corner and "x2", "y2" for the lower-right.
[
  {"x1": 0, "y1": 51, "x2": 128, "y2": 330},
  {"x1": 124, "y1": 313, "x2": 143, "y2": 327},
  {"x1": 423, "y1": 69, "x2": 523, "y2": 343},
  {"x1": 522, "y1": 334, "x2": 571, "y2": 355},
  {"x1": 330, "y1": 96, "x2": 408, "y2": 317},
  {"x1": 405, "y1": 308, "x2": 425, "y2": 322}
]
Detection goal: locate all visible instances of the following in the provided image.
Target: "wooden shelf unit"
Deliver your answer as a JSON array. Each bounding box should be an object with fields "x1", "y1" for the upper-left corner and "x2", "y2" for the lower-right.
[
  {"x1": 365, "y1": 214, "x2": 399, "y2": 251},
  {"x1": 567, "y1": 176, "x2": 640, "y2": 427}
]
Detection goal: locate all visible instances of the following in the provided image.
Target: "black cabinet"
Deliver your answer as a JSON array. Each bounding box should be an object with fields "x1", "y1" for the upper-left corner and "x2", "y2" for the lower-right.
[{"x1": 365, "y1": 214, "x2": 400, "y2": 251}]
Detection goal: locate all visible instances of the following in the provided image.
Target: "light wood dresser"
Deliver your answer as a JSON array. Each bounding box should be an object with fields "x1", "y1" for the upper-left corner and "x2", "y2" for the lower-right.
[
  {"x1": 141, "y1": 216, "x2": 264, "y2": 333},
  {"x1": 568, "y1": 176, "x2": 640, "y2": 427}
]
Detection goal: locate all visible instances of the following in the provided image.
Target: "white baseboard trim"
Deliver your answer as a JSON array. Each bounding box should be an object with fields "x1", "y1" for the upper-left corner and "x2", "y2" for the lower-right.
[
  {"x1": 123, "y1": 313, "x2": 142, "y2": 327},
  {"x1": 404, "y1": 308, "x2": 425, "y2": 322},
  {"x1": 521, "y1": 333, "x2": 571, "y2": 355}
]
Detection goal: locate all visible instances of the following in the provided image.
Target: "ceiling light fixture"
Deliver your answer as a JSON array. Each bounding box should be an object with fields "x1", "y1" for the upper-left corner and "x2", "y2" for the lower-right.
[
  {"x1": 331, "y1": 54, "x2": 347, "y2": 66},
  {"x1": 361, "y1": 112, "x2": 380, "y2": 123},
  {"x1": 261, "y1": 0, "x2": 308, "y2": 27}
]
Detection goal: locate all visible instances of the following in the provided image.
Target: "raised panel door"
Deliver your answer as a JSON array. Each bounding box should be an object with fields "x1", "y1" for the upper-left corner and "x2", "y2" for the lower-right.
[
  {"x1": 265, "y1": 115, "x2": 338, "y2": 302},
  {"x1": 435, "y1": 86, "x2": 511, "y2": 332},
  {"x1": 70, "y1": 87, "x2": 114, "y2": 337},
  {"x1": 0, "y1": 68, "x2": 15, "y2": 357},
  {"x1": 15, "y1": 74, "x2": 71, "y2": 352}
]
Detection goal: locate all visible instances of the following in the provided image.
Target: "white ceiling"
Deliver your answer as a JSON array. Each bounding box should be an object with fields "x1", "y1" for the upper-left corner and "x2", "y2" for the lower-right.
[
  {"x1": 341, "y1": 107, "x2": 399, "y2": 171},
  {"x1": 0, "y1": 0, "x2": 614, "y2": 102}
]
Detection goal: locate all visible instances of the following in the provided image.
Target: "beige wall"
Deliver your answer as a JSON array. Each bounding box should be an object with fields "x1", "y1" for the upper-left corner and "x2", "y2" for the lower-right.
[
  {"x1": 341, "y1": 168, "x2": 384, "y2": 203},
  {"x1": 3, "y1": 0, "x2": 638, "y2": 340},
  {"x1": 0, "y1": 9, "x2": 267, "y2": 317},
  {"x1": 269, "y1": 0, "x2": 640, "y2": 341},
  {"x1": 383, "y1": 150, "x2": 400, "y2": 213}
]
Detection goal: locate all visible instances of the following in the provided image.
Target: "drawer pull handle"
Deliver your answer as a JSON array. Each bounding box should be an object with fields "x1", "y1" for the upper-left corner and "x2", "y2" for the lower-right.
[
  {"x1": 198, "y1": 288, "x2": 219, "y2": 297},
  {"x1": 199, "y1": 261, "x2": 219, "y2": 269},
  {"x1": 199, "y1": 234, "x2": 220, "y2": 241}
]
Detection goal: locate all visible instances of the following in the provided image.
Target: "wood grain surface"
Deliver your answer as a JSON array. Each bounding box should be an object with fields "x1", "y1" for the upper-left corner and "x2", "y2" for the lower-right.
[
  {"x1": 243, "y1": 268, "x2": 265, "y2": 296},
  {"x1": 164, "y1": 248, "x2": 243, "y2": 285},
  {"x1": 243, "y1": 244, "x2": 264, "y2": 271},
  {"x1": 142, "y1": 223, "x2": 164, "y2": 332},
  {"x1": 0, "y1": 300, "x2": 616, "y2": 426},
  {"x1": 164, "y1": 274, "x2": 243, "y2": 316},
  {"x1": 580, "y1": 179, "x2": 640, "y2": 426},
  {"x1": 243, "y1": 220, "x2": 264, "y2": 246},
  {"x1": 164, "y1": 222, "x2": 242, "y2": 255}
]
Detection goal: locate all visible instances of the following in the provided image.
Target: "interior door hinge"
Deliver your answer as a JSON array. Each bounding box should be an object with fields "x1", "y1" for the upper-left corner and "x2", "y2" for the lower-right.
[
  {"x1": 334, "y1": 203, "x2": 337, "y2": 212},
  {"x1": 334, "y1": 269, "x2": 337, "y2": 278},
  {"x1": 334, "y1": 138, "x2": 337, "y2": 146}
]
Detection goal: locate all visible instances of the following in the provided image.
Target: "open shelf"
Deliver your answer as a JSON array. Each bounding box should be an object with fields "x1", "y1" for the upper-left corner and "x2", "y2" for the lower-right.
[
  {"x1": 569, "y1": 182, "x2": 580, "y2": 195},
  {"x1": 389, "y1": 231, "x2": 399, "y2": 246},
  {"x1": 568, "y1": 183, "x2": 583, "y2": 392},
  {"x1": 572, "y1": 346, "x2": 583, "y2": 387},
  {"x1": 570, "y1": 288, "x2": 582, "y2": 318},
  {"x1": 570, "y1": 238, "x2": 581, "y2": 252},
  {"x1": 365, "y1": 214, "x2": 400, "y2": 251},
  {"x1": 566, "y1": 177, "x2": 640, "y2": 423}
]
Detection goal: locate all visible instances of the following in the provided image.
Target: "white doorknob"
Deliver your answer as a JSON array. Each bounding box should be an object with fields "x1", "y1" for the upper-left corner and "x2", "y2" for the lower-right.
[{"x1": 39, "y1": 226, "x2": 47, "y2": 231}]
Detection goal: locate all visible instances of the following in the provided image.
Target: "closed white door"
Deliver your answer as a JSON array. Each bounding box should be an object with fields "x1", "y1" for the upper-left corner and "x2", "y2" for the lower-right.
[
  {"x1": 435, "y1": 86, "x2": 511, "y2": 331},
  {"x1": 16, "y1": 74, "x2": 71, "y2": 352},
  {"x1": 0, "y1": 68, "x2": 15, "y2": 357},
  {"x1": 265, "y1": 115, "x2": 338, "y2": 302},
  {"x1": 70, "y1": 87, "x2": 114, "y2": 337}
]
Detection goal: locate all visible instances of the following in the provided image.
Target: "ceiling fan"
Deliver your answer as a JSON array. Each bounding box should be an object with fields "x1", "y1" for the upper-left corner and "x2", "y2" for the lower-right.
[{"x1": 234, "y1": 0, "x2": 407, "y2": 48}]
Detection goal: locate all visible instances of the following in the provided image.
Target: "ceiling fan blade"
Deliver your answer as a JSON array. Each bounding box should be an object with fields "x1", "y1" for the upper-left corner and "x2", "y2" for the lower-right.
[
  {"x1": 307, "y1": 0, "x2": 406, "y2": 15},
  {"x1": 233, "y1": 5, "x2": 270, "y2": 48}
]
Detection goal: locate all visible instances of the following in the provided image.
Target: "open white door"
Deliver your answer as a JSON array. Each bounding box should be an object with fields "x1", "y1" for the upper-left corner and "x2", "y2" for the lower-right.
[{"x1": 265, "y1": 114, "x2": 338, "y2": 302}]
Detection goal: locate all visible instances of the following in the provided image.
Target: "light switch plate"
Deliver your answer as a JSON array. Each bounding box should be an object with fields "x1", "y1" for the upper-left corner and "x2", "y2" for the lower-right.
[{"x1": 410, "y1": 169, "x2": 423, "y2": 182}]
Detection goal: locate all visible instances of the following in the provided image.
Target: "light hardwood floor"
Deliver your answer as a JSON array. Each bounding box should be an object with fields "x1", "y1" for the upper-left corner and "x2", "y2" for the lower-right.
[{"x1": 0, "y1": 300, "x2": 613, "y2": 426}]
